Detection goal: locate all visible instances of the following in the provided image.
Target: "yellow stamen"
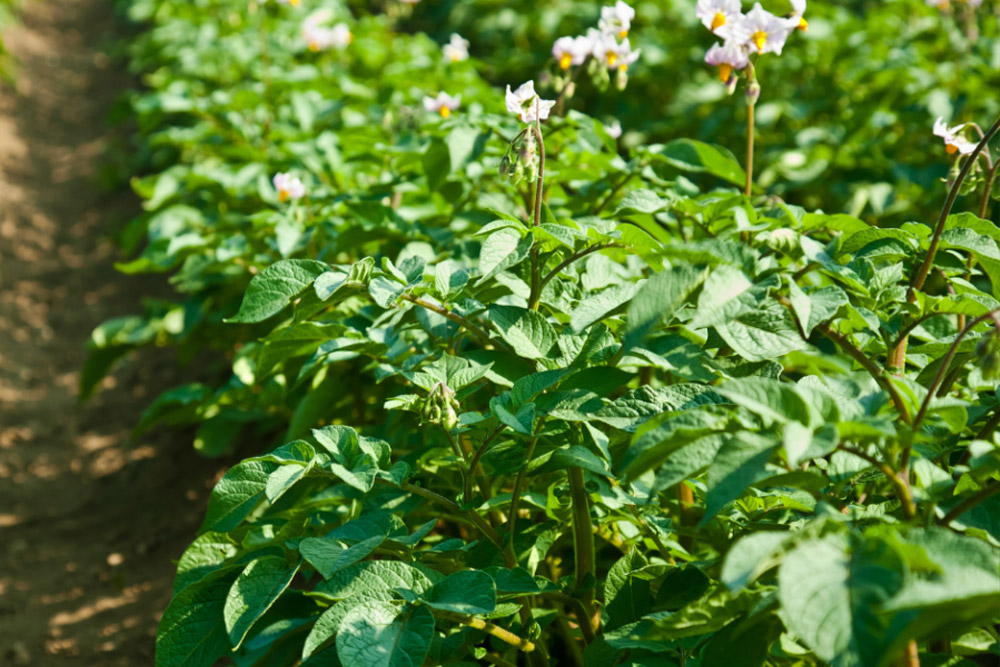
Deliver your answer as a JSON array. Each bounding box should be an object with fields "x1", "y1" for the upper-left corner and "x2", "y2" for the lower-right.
[
  {"x1": 607, "y1": 52, "x2": 618, "y2": 68},
  {"x1": 752, "y1": 30, "x2": 767, "y2": 51},
  {"x1": 309, "y1": 41, "x2": 320, "y2": 52},
  {"x1": 718, "y1": 64, "x2": 732, "y2": 82},
  {"x1": 798, "y1": 16, "x2": 808, "y2": 31},
  {"x1": 439, "y1": 106, "x2": 451, "y2": 119},
  {"x1": 618, "y1": 29, "x2": 628, "y2": 38},
  {"x1": 946, "y1": 143, "x2": 959, "y2": 155},
  {"x1": 711, "y1": 12, "x2": 726, "y2": 30},
  {"x1": 288, "y1": 0, "x2": 300, "y2": 5},
  {"x1": 619, "y1": 64, "x2": 628, "y2": 71},
  {"x1": 559, "y1": 53, "x2": 572, "y2": 70},
  {"x1": 278, "y1": 190, "x2": 290, "y2": 202}
]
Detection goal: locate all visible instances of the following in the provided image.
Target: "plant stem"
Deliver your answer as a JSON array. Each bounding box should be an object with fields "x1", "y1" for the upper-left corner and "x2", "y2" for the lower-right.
[
  {"x1": 912, "y1": 309, "x2": 1000, "y2": 429},
  {"x1": 745, "y1": 99, "x2": 755, "y2": 197},
  {"x1": 506, "y1": 436, "x2": 539, "y2": 564},
  {"x1": 464, "y1": 426, "x2": 504, "y2": 507},
  {"x1": 980, "y1": 163, "x2": 998, "y2": 220},
  {"x1": 939, "y1": 481, "x2": 1000, "y2": 525},
  {"x1": 900, "y1": 639, "x2": 920, "y2": 667},
  {"x1": 816, "y1": 323, "x2": 912, "y2": 424},
  {"x1": 838, "y1": 446, "x2": 917, "y2": 520},
  {"x1": 374, "y1": 478, "x2": 509, "y2": 560},
  {"x1": 528, "y1": 109, "x2": 547, "y2": 311},
  {"x1": 444, "y1": 614, "x2": 535, "y2": 653},
  {"x1": 593, "y1": 173, "x2": 636, "y2": 215},
  {"x1": 891, "y1": 115, "x2": 1000, "y2": 372},
  {"x1": 538, "y1": 243, "x2": 621, "y2": 292},
  {"x1": 401, "y1": 294, "x2": 507, "y2": 351},
  {"x1": 568, "y1": 467, "x2": 598, "y2": 634}
]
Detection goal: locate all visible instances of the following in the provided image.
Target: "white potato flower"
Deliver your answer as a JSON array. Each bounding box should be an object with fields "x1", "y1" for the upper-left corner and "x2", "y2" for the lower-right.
[
  {"x1": 605, "y1": 120, "x2": 622, "y2": 139},
  {"x1": 505, "y1": 80, "x2": 556, "y2": 123},
  {"x1": 273, "y1": 173, "x2": 306, "y2": 202},
  {"x1": 302, "y1": 12, "x2": 352, "y2": 51},
  {"x1": 423, "y1": 92, "x2": 462, "y2": 119},
  {"x1": 739, "y1": 3, "x2": 791, "y2": 55},
  {"x1": 696, "y1": 0, "x2": 742, "y2": 35},
  {"x1": 599, "y1": 1, "x2": 635, "y2": 38},
  {"x1": 552, "y1": 35, "x2": 592, "y2": 70},
  {"x1": 933, "y1": 117, "x2": 977, "y2": 156},
  {"x1": 787, "y1": 0, "x2": 808, "y2": 31},
  {"x1": 704, "y1": 41, "x2": 750, "y2": 81},
  {"x1": 443, "y1": 33, "x2": 470, "y2": 63}
]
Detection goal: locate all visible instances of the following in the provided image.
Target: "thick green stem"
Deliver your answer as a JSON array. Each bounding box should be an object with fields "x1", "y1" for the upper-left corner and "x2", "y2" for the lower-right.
[
  {"x1": 891, "y1": 115, "x2": 1000, "y2": 373},
  {"x1": 940, "y1": 481, "x2": 1000, "y2": 525},
  {"x1": 568, "y1": 467, "x2": 598, "y2": 633},
  {"x1": 528, "y1": 110, "x2": 546, "y2": 311},
  {"x1": 745, "y1": 100, "x2": 755, "y2": 197}
]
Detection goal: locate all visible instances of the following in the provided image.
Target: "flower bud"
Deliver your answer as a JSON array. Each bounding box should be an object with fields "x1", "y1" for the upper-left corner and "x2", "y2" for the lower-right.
[
  {"x1": 563, "y1": 81, "x2": 576, "y2": 99},
  {"x1": 746, "y1": 80, "x2": 761, "y2": 106},
  {"x1": 724, "y1": 74, "x2": 738, "y2": 96},
  {"x1": 615, "y1": 67, "x2": 628, "y2": 91}
]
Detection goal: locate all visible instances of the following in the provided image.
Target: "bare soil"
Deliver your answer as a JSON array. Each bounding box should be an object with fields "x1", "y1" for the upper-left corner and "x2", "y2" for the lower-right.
[{"x1": 0, "y1": 0, "x2": 228, "y2": 664}]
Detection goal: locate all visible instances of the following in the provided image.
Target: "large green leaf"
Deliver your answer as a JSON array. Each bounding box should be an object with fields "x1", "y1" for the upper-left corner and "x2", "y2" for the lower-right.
[
  {"x1": 624, "y1": 265, "x2": 708, "y2": 350},
  {"x1": 200, "y1": 459, "x2": 277, "y2": 533},
  {"x1": 336, "y1": 602, "x2": 435, "y2": 667},
  {"x1": 224, "y1": 556, "x2": 300, "y2": 649},
  {"x1": 656, "y1": 139, "x2": 747, "y2": 187},
  {"x1": 227, "y1": 259, "x2": 330, "y2": 323},
  {"x1": 489, "y1": 305, "x2": 557, "y2": 359},
  {"x1": 421, "y1": 570, "x2": 497, "y2": 615},
  {"x1": 702, "y1": 432, "x2": 779, "y2": 525},
  {"x1": 156, "y1": 566, "x2": 241, "y2": 667},
  {"x1": 715, "y1": 298, "x2": 810, "y2": 362},
  {"x1": 300, "y1": 534, "x2": 385, "y2": 580},
  {"x1": 778, "y1": 533, "x2": 903, "y2": 667}
]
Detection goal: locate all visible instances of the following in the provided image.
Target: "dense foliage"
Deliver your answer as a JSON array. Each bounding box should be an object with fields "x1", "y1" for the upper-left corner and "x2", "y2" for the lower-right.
[{"x1": 90, "y1": 0, "x2": 1000, "y2": 665}]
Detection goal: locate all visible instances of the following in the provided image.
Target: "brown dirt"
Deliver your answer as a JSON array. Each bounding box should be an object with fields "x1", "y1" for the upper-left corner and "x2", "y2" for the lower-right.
[{"x1": 0, "y1": 0, "x2": 227, "y2": 664}]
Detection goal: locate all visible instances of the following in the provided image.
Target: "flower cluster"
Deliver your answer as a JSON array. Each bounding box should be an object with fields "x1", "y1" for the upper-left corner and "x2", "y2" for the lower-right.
[
  {"x1": 442, "y1": 33, "x2": 469, "y2": 63},
  {"x1": 550, "y1": 1, "x2": 640, "y2": 91},
  {"x1": 699, "y1": 1, "x2": 806, "y2": 85},
  {"x1": 925, "y1": 0, "x2": 983, "y2": 9},
  {"x1": 301, "y1": 11, "x2": 351, "y2": 52},
  {"x1": 423, "y1": 92, "x2": 461, "y2": 119},
  {"x1": 273, "y1": 173, "x2": 306, "y2": 202},
  {"x1": 933, "y1": 117, "x2": 977, "y2": 156}
]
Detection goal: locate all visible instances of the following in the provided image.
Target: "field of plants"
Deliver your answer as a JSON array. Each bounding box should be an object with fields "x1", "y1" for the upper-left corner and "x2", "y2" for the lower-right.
[{"x1": 33, "y1": 0, "x2": 1000, "y2": 664}]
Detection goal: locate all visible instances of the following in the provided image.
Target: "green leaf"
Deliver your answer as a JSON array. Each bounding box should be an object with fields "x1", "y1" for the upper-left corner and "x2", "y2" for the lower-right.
[
  {"x1": 224, "y1": 556, "x2": 300, "y2": 649},
  {"x1": 421, "y1": 570, "x2": 497, "y2": 615},
  {"x1": 569, "y1": 283, "x2": 639, "y2": 333},
  {"x1": 156, "y1": 566, "x2": 241, "y2": 667},
  {"x1": 657, "y1": 139, "x2": 747, "y2": 187},
  {"x1": 478, "y1": 229, "x2": 532, "y2": 284},
  {"x1": 200, "y1": 460, "x2": 277, "y2": 533},
  {"x1": 228, "y1": 259, "x2": 330, "y2": 323},
  {"x1": 302, "y1": 593, "x2": 393, "y2": 659},
  {"x1": 716, "y1": 378, "x2": 813, "y2": 426},
  {"x1": 715, "y1": 298, "x2": 810, "y2": 362},
  {"x1": 883, "y1": 528, "x2": 1000, "y2": 642},
  {"x1": 489, "y1": 305, "x2": 557, "y2": 359},
  {"x1": 615, "y1": 189, "x2": 673, "y2": 216},
  {"x1": 702, "y1": 432, "x2": 779, "y2": 525},
  {"x1": 624, "y1": 265, "x2": 708, "y2": 350},
  {"x1": 604, "y1": 549, "x2": 651, "y2": 631},
  {"x1": 721, "y1": 532, "x2": 790, "y2": 591},
  {"x1": 778, "y1": 533, "x2": 903, "y2": 667},
  {"x1": 300, "y1": 534, "x2": 385, "y2": 580},
  {"x1": 313, "y1": 561, "x2": 435, "y2": 601},
  {"x1": 336, "y1": 602, "x2": 434, "y2": 667},
  {"x1": 689, "y1": 265, "x2": 753, "y2": 329}
]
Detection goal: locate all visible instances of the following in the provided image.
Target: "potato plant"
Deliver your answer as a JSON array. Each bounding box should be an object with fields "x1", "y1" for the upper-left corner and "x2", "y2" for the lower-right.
[{"x1": 91, "y1": 0, "x2": 1000, "y2": 665}]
